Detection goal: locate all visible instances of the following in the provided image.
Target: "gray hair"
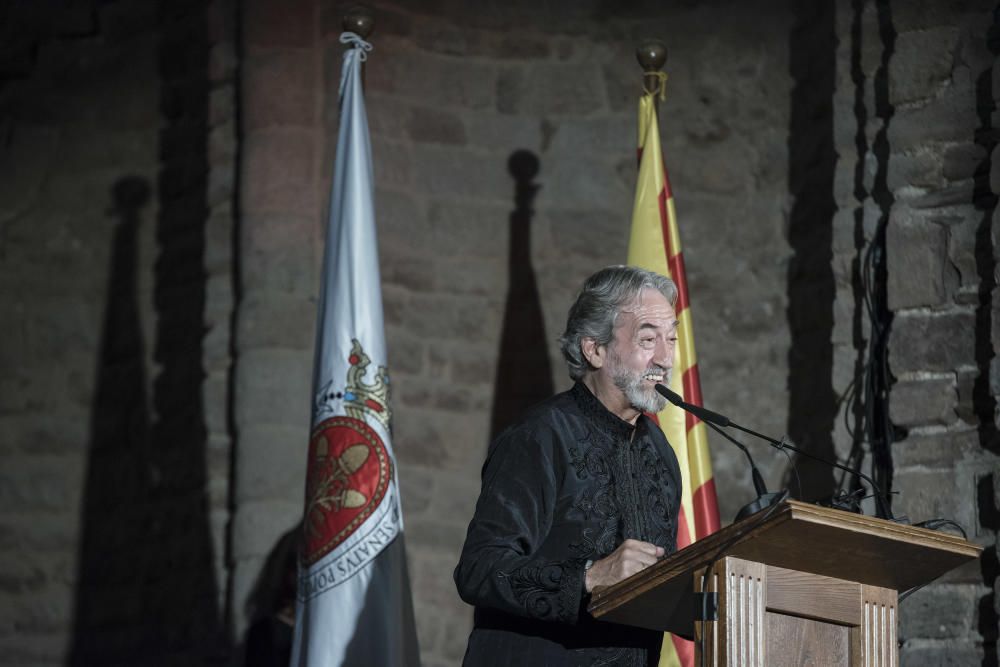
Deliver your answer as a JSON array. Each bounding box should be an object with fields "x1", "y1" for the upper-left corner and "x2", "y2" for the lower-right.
[{"x1": 559, "y1": 265, "x2": 678, "y2": 381}]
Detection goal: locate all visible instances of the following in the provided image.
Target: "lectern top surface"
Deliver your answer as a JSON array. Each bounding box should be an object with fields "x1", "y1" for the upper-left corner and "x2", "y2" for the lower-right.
[{"x1": 588, "y1": 500, "x2": 981, "y2": 622}]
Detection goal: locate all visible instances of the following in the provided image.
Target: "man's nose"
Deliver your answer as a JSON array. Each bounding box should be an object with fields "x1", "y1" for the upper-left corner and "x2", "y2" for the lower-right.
[{"x1": 655, "y1": 339, "x2": 674, "y2": 368}]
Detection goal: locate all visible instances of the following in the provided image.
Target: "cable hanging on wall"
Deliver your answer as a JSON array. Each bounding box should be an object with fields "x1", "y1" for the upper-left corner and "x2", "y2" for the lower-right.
[{"x1": 836, "y1": 0, "x2": 897, "y2": 515}]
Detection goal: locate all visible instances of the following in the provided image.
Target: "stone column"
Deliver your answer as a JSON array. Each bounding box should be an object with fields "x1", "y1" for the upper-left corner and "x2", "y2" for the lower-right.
[{"x1": 231, "y1": 0, "x2": 321, "y2": 637}]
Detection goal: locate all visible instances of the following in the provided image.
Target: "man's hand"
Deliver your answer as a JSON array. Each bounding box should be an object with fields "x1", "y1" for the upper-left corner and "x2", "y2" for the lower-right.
[{"x1": 585, "y1": 539, "x2": 665, "y2": 593}]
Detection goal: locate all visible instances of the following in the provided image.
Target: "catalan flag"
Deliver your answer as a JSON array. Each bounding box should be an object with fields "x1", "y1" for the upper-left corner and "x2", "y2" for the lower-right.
[{"x1": 626, "y1": 91, "x2": 721, "y2": 667}]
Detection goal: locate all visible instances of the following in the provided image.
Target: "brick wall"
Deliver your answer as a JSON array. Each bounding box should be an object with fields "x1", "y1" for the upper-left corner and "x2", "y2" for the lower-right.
[
  {"x1": 830, "y1": 0, "x2": 998, "y2": 662},
  {"x1": 0, "y1": 1, "x2": 236, "y2": 663},
  {"x1": 1, "y1": 0, "x2": 994, "y2": 665}
]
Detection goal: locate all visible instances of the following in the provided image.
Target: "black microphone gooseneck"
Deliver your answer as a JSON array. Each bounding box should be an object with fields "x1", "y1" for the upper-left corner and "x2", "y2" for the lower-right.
[
  {"x1": 726, "y1": 420, "x2": 895, "y2": 522},
  {"x1": 655, "y1": 383, "x2": 896, "y2": 522},
  {"x1": 655, "y1": 384, "x2": 784, "y2": 521},
  {"x1": 701, "y1": 419, "x2": 787, "y2": 521}
]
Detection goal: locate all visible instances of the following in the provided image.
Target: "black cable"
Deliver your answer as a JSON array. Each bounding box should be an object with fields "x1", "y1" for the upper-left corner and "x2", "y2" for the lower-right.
[
  {"x1": 775, "y1": 437, "x2": 802, "y2": 501},
  {"x1": 913, "y1": 518, "x2": 968, "y2": 540},
  {"x1": 897, "y1": 520, "x2": 968, "y2": 602},
  {"x1": 838, "y1": 375, "x2": 860, "y2": 442},
  {"x1": 707, "y1": 422, "x2": 802, "y2": 503},
  {"x1": 821, "y1": 229, "x2": 894, "y2": 515},
  {"x1": 701, "y1": 419, "x2": 763, "y2": 488},
  {"x1": 862, "y1": 223, "x2": 896, "y2": 514},
  {"x1": 898, "y1": 582, "x2": 927, "y2": 603}
]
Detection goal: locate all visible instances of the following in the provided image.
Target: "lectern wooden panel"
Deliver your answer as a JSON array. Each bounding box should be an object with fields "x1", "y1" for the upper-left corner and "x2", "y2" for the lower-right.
[
  {"x1": 588, "y1": 501, "x2": 980, "y2": 666},
  {"x1": 693, "y1": 558, "x2": 893, "y2": 665}
]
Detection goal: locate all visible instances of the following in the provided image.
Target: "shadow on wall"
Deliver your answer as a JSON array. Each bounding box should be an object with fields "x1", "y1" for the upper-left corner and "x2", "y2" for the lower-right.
[
  {"x1": 489, "y1": 150, "x2": 554, "y2": 441},
  {"x1": 974, "y1": 7, "x2": 1000, "y2": 665},
  {"x1": 243, "y1": 523, "x2": 299, "y2": 667},
  {"x1": 784, "y1": 0, "x2": 839, "y2": 503},
  {"x1": 70, "y1": 3, "x2": 224, "y2": 663}
]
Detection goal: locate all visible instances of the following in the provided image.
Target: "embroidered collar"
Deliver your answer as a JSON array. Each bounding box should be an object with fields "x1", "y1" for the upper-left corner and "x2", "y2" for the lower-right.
[{"x1": 570, "y1": 382, "x2": 647, "y2": 441}]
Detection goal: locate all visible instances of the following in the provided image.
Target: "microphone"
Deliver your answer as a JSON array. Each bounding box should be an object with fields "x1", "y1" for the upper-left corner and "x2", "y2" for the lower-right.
[
  {"x1": 655, "y1": 383, "x2": 896, "y2": 522},
  {"x1": 656, "y1": 385, "x2": 730, "y2": 426},
  {"x1": 655, "y1": 384, "x2": 784, "y2": 521}
]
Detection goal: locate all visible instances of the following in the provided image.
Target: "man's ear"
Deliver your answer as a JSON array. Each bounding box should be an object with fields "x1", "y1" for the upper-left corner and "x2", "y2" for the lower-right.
[{"x1": 581, "y1": 337, "x2": 605, "y2": 369}]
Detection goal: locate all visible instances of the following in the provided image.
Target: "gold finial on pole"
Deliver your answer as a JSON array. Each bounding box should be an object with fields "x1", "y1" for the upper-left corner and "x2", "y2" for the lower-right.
[
  {"x1": 343, "y1": 4, "x2": 375, "y2": 39},
  {"x1": 636, "y1": 39, "x2": 668, "y2": 98}
]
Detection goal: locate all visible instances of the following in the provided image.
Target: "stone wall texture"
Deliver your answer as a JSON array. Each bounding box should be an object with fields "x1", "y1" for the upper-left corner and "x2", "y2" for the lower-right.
[
  {"x1": 0, "y1": 0, "x2": 236, "y2": 664},
  {"x1": 830, "y1": 0, "x2": 999, "y2": 663},
  {"x1": 0, "y1": 0, "x2": 995, "y2": 665}
]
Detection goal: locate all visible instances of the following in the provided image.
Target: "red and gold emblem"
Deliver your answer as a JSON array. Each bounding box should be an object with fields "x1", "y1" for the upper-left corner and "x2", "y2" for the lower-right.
[
  {"x1": 303, "y1": 339, "x2": 394, "y2": 566},
  {"x1": 302, "y1": 415, "x2": 392, "y2": 565}
]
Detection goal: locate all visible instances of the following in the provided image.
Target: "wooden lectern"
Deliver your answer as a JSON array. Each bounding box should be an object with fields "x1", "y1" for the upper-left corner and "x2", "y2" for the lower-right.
[{"x1": 587, "y1": 500, "x2": 982, "y2": 666}]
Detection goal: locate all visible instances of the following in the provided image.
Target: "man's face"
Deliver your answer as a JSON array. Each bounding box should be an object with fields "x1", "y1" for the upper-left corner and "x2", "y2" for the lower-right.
[{"x1": 604, "y1": 288, "x2": 677, "y2": 415}]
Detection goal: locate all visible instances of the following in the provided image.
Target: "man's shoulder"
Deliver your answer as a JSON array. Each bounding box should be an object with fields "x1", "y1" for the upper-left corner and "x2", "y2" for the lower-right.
[
  {"x1": 488, "y1": 387, "x2": 581, "y2": 451},
  {"x1": 504, "y1": 386, "x2": 581, "y2": 430}
]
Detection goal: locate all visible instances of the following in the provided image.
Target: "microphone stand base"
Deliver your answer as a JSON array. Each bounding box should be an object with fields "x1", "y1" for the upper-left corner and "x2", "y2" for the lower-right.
[{"x1": 734, "y1": 491, "x2": 787, "y2": 523}]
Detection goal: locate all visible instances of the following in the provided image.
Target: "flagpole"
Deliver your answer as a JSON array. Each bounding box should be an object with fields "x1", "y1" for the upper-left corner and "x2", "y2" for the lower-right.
[
  {"x1": 636, "y1": 39, "x2": 667, "y2": 104},
  {"x1": 343, "y1": 4, "x2": 375, "y2": 89},
  {"x1": 343, "y1": 4, "x2": 375, "y2": 39}
]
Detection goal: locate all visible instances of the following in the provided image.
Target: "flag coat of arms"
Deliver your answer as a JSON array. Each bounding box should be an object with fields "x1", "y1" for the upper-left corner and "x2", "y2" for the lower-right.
[
  {"x1": 290, "y1": 33, "x2": 419, "y2": 667},
  {"x1": 626, "y1": 91, "x2": 722, "y2": 667}
]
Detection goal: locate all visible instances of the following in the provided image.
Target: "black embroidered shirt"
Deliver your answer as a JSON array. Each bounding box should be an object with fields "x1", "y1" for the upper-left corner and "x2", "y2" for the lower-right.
[{"x1": 454, "y1": 383, "x2": 682, "y2": 666}]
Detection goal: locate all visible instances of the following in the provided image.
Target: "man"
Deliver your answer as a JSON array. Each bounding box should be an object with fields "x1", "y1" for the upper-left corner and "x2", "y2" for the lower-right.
[{"x1": 454, "y1": 265, "x2": 683, "y2": 666}]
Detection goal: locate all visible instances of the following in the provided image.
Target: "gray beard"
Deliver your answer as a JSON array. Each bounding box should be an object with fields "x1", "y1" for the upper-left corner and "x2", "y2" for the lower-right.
[{"x1": 611, "y1": 364, "x2": 670, "y2": 415}]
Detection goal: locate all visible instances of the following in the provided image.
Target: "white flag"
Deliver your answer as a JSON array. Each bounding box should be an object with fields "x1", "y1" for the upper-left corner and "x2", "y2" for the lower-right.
[{"x1": 290, "y1": 32, "x2": 420, "y2": 667}]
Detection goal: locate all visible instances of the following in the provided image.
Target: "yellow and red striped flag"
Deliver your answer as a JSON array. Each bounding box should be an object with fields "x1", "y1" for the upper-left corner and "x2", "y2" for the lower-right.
[{"x1": 627, "y1": 91, "x2": 721, "y2": 667}]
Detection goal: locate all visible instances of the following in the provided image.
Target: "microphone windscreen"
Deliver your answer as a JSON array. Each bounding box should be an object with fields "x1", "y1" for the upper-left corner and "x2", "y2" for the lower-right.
[{"x1": 654, "y1": 383, "x2": 683, "y2": 405}]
